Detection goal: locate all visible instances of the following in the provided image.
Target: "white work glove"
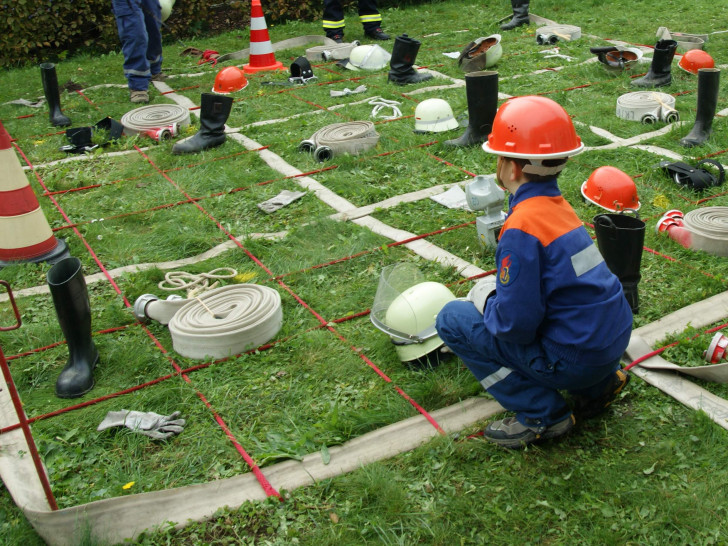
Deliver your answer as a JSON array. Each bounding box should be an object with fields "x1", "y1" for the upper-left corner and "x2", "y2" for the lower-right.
[
  {"x1": 257, "y1": 190, "x2": 307, "y2": 213},
  {"x1": 467, "y1": 277, "x2": 497, "y2": 314},
  {"x1": 97, "y1": 410, "x2": 186, "y2": 440}
]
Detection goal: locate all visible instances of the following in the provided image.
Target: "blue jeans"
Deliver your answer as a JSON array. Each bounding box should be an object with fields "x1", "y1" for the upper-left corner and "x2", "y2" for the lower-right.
[
  {"x1": 435, "y1": 301, "x2": 620, "y2": 428},
  {"x1": 112, "y1": 0, "x2": 163, "y2": 91}
]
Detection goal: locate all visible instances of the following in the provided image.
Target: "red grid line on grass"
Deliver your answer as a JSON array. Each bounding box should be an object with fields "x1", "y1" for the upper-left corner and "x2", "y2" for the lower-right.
[
  {"x1": 12, "y1": 138, "x2": 282, "y2": 499},
  {"x1": 134, "y1": 145, "x2": 447, "y2": 432},
  {"x1": 45, "y1": 141, "x2": 448, "y2": 232}
]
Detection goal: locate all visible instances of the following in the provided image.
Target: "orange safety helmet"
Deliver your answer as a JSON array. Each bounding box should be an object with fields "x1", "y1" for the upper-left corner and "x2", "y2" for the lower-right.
[
  {"x1": 678, "y1": 49, "x2": 715, "y2": 75},
  {"x1": 482, "y1": 96, "x2": 584, "y2": 161},
  {"x1": 581, "y1": 166, "x2": 641, "y2": 212},
  {"x1": 212, "y1": 66, "x2": 248, "y2": 94}
]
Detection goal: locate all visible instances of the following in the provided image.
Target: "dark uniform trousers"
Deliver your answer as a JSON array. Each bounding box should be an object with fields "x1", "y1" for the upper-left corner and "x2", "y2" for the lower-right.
[{"x1": 323, "y1": 0, "x2": 382, "y2": 38}]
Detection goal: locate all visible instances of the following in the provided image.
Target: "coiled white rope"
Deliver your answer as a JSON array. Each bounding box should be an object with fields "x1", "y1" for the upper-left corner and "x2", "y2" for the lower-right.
[
  {"x1": 120, "y1": 104, "x2": 191, "y2": 135},
  {"x1": 168, "y1": 284, "x2": 283, "y2": 359},
  {"x1": 616, "y1": 92, "x2": 679, "y2": 124},
  {"x1": 368, "y1": 97, "x2": 402, "y2": 120},
  {"x1": 158, "y1": 268, "x2": 238, "y2": 298}
]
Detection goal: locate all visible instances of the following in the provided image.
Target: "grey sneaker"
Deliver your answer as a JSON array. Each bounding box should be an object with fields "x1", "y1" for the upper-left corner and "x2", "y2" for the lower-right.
[
  {"x1": 151, "y1": 72, "x2": 168, "y2": 82},
  {"x1": 484, "y1": 414, "x2": 575, "y2": 449},
  {"x1": 130, "y1": 90, "x2": 149, "y2": 104}
]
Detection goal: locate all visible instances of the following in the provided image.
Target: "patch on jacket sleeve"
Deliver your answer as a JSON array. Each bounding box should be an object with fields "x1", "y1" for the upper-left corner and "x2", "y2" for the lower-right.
[{"x1": 498, "y1": 250, "x2": 520, "y2": 286}]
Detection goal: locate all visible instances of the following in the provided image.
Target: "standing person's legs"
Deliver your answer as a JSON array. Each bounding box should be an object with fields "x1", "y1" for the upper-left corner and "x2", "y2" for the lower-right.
[
  {"x1": 112, "y1": 0, "x2": 151, "y2": 92},
  {"x1": 358, "y1": 0, "x2": 388, "y2": 39},
  {"x1": 323, "y1": 0, "x2": 346, "y2": 41},
  {"x1": 142, "y1": 0, "x2": 163, "y2": 77}
]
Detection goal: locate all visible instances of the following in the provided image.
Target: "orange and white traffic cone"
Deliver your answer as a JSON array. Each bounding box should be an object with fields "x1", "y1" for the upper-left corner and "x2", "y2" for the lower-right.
[
  {"x1": 0, "y1": 122, "x2": 68, "y2": 267},
  {"x1": 243, "y1": 0, "x2": 284, "y2": 74}
]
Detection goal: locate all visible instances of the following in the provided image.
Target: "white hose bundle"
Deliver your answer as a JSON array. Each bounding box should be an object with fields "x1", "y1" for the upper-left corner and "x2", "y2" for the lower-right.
[
  {"x1": 616, "y1": 92, "x2": 679, "y2": 124},
  {"x1": 682, "y1": 207, "x2": 728, "y2": 257},
  {"x1": 120, "y1": 104, "x2": 191, "y2": 135},
  {"x1": 535, "y1": 24, "x2": 581, "y2": 44},
  {"x1": 305, "y1": 40, "x2": 360, "y2": 61},
  {"x1": 299, "y1": 121, "x2": 380, "y2": 162},
  {"x1": 168, "y1": 284, "x2": 283, "y2": 359}
]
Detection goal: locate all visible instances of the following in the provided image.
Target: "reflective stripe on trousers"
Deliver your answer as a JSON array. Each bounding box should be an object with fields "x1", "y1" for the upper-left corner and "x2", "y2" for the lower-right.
[
  {"x1": 323, "y1": 0, "x2": 381, "y2": 33},
  {"x1": 112, "y1": 0, "x2": 163, "y2": 91}
]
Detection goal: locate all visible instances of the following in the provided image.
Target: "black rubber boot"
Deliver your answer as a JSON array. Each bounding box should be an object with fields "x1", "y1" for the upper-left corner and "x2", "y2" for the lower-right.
[
  {"x1": 387, "y1": 34, "x2": 433, "y2": 85},
  {"x1": 593, "y1": 213, "x2": 645, "y2": 314},
  {"x1": 500, "y1": 0, "x2": 530, "y2": 30},
  {"x1": 47, "y1": 257, "x2": 99, "y2": 398},
  {"x1": 172, "y1": 93, "x2": 233, "y2": 154},
  {"x1": 680, "y1": 68, "x2": 721, "y2": 148},
  {"x1": 40, "y1": 62, "x2": 71, "y2": 127},
  {"x1": 444, "y1": 71, "x2": 499, "y2": 147},
  {"x1": 630, "y1": 40, "x2": 677, "y2": 88}
]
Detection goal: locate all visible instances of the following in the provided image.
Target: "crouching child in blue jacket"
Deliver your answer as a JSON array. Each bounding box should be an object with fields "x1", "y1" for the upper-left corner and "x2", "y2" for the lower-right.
[{"x1": 436, "y1": 96, "x2": 633, "y2": 448}]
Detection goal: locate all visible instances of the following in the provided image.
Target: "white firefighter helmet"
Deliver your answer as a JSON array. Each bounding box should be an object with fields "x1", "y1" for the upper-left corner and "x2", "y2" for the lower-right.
[
  {"x1": 160, "y1": 0, "x2": 175, "y2": 22},
  {"x1": 414, "y1": 98, "x2": 459, "y2": 133},
  {"x1": 371, "y1": 263, "x2": 456, "y2": 367},
  {"x1": 344, "y1": 44, "x2": 392, "y2": 70},
  {"x1": 458, "y1": 34, "x2": 503, "y2": 73}
]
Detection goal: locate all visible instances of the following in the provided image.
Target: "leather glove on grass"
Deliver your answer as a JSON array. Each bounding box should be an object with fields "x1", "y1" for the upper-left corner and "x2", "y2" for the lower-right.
[{"x1": 97, "y1": 410, "x2": 186, "y2": 440}]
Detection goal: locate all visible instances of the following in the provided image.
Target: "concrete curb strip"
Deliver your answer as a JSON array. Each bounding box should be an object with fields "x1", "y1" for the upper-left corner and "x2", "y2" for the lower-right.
[{"x1": 2, "y1": 396, "x2": 502, "y2": 545}]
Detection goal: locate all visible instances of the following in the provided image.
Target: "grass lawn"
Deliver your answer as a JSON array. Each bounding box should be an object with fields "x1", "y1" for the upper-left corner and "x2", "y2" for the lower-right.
[{"x1": 1, "y1": 0, "x2": 728, "y2": 543}]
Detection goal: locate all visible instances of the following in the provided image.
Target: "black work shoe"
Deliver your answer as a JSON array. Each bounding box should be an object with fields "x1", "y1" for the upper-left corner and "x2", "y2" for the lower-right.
[
  {"x1": 483, "y1": 414, "x2": 575, "y2": 449},
  {"x1": 330, "y1": 34, "x2": 344, "y2": 44},
  {"x1": 366, "y1": 28, "x2": 391, "y2": 40},
  {"x1": 572, "y1": 369, "x2": 630, "y2": 419}
]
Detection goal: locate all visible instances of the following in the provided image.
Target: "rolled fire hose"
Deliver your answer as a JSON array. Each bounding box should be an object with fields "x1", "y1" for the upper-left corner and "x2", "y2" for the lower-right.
[
  {"x1": 120, "y1": 104, "x2": 191, "y2": 136},
  {"x1": 298, "y1": 121, "x2": 380, "y2": 162},
  {"x1": 535, "y1": 24, "x2": 581, "y2": 44},
  {"x1": 679, "y1": 206, "x2": 728, "y2": 257},
  {"x1": 306, "y1": 40, "x2": 361, "y2": 62},
  {"x1": 616, "y1": 92, "x2": 679, "y2": 124},
  {"x1": 136, "y1": 285, "x2": 283, "y2": 359}
]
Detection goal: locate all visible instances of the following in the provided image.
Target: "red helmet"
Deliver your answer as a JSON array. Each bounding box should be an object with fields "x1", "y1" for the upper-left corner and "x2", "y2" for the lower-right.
[
  {"x1": 581, "y1": 166, "x2": 641, "y2": 212},
  {"x1": 212, "y1": 67, "x2": 248, "y2": 94},
  {"x1": 678, "y1": 50, "x2": 714, "y2": 75},
  {"x1": 482, "y1": 96, "x2": 584, "y2": 160}
]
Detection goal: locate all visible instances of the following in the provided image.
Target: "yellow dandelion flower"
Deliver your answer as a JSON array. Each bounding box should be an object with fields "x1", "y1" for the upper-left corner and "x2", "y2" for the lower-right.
[
  {"x1": 652, "y1": 194, "x2": 670, "y2": 209},
  {"x1": 233, "y1": 272, "x2": 257, "y2": 283},
  {"x1": 122, "y1": 481, "x2": 135, "y2": 490}
]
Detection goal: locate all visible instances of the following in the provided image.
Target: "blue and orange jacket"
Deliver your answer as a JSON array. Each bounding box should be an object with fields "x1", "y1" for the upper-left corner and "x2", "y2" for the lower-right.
[{"x1": 483, "y1": 178, "x2": 633, "y2": 365}]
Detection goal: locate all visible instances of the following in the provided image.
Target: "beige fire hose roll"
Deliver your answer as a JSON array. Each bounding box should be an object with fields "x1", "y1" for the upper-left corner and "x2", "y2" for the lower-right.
[
  {"x1": 168, "y1": 284, "x2": 283, "y2": 359},
  {"x1": 299, "y1": 121, "x2": 380, "y2": 162},
  {"x1": 121, "y1": 104, "x2": 191, "y2": 136},
  {"x1": 682, "y1": 206, "x2": 728, "y2": 257}
]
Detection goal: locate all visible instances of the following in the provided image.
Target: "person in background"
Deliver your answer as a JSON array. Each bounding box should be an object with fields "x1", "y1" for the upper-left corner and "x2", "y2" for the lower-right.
[
  {"x1": 501, "y1": 0, "x2": 530, "y2": 30},
  {"x1": 323, "y1": 0, "x2": 390, "y2": 43},
  {"x1": 112, "y1": 0, "x2": 166, "y2": 104}
]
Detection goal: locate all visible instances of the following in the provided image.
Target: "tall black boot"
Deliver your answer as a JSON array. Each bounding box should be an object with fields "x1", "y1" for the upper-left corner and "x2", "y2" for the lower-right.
[
  {"x1": 501, "y1": 0, "x2": 530, "y2": 30},
  {"x1": 47, "y1": 257, "x2": 99, "y2": 398},
  {"x1": 680, "y1": 68, "x2": 721, "y2": 148},
  {"x1": 630, "y1": 40, "x2": 677, "y2": 88},
  {"x1": 39, "y1": 63, "x2": 71, "y2": 127},
  {"x1": 387, "y1": 34, "x2": 433, "y2": 86},
  {"x1": 593, "y1": 214, "x2": 645, "y2": 314},
  {"x1": 444, "y1": 71, "x2": 499, "y2": 147},
  {"x1": 172, "y1": 93, "x2": 233, "y2": 154}
]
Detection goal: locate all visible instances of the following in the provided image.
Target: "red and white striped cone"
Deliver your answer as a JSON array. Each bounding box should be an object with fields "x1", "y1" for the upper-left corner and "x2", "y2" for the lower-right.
[
  {"x1": 0, "y1": 122, "x2": 68, "y2": 267},
  {"x1": 243, "y1": 0, "x2": 284, "y2": 74}
]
